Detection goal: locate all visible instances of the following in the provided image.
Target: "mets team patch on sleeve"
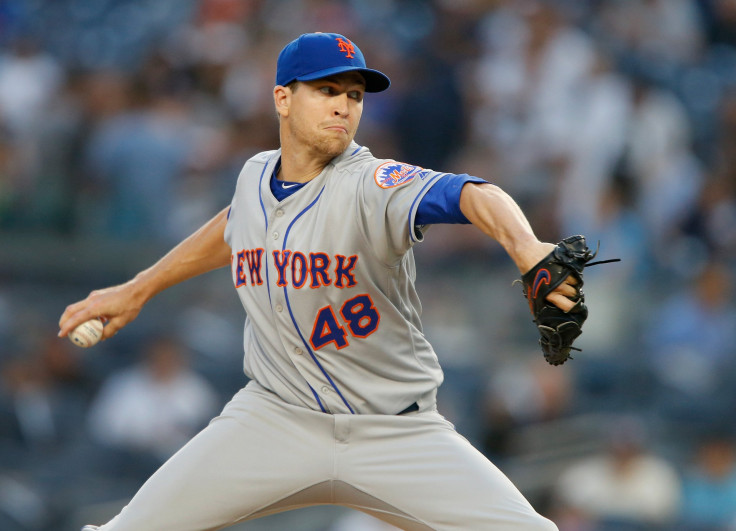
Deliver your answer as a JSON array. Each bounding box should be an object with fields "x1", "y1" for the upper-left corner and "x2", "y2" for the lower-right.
[{"x1": 374, "y1": 161, "x2": 424, "y2": 189}]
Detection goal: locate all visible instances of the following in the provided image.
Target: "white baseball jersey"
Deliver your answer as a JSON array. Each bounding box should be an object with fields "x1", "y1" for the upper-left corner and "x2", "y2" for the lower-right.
[{"x1": 224, "y1": 141, "x2": 445, "y2": 416}]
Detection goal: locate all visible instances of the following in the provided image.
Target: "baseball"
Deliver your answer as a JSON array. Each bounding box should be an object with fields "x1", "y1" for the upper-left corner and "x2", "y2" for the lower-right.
[{"x1": 69, "y1": 318, "x2": 104, "y2": 348}]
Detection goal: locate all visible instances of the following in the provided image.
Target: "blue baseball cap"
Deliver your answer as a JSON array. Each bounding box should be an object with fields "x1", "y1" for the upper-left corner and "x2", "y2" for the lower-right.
[{"x1": 276, "y1": 32, "x2": 391, "y2": 93}]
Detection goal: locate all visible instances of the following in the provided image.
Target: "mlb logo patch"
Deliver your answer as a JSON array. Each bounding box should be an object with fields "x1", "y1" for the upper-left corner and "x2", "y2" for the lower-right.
[{"x1": 374, "y1": 161, "x2": 423, "y2": 189}]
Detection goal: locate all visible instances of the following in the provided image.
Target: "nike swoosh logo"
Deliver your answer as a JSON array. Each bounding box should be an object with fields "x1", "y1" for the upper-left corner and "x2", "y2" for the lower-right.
[
  {"x1": 532, "y1": 269, "x2": 551, "y2": 299},
  {"x1": 282, "y1": 183, "x2": 298, "y2": 189}
]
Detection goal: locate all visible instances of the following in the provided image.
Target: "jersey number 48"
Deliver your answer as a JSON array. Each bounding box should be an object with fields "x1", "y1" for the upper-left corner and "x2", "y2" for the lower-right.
[{"x1": 310, "y1": 294, "x2": 380, "y2": 351}]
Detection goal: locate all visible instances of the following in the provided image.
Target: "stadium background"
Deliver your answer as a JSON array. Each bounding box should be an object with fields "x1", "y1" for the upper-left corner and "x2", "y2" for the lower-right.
[{"x1": 1, "y1": 0, "x2": 736, "y2": 529}]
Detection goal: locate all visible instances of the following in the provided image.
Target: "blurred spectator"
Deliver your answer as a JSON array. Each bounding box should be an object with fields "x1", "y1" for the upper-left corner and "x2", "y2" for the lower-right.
[
  {"x1": 595, "y1": 0, "x2": 704, "y2": 66},
  {"x1": 556, "y1": 46, "x2": 631, "y2": 237},
  {"x1": 573, "y1": 175, "x2": 649, "y2": 355},
  {"x1": 472, "y1": 1, "x2": 597, "y2": 201},
  {"x1": 86, "y1": 335, "x2": 218, "y2": 465},
  {"x1": 84, "y1": 80, "x2": 201, "y2": 241},
  {"x1": 0, "y1": 37, "x2": 63, "y2": 137},
  {"x1": 0, "y1": 331, "x2": 95, "y2": 529},
  {"x1": 643, "y1": 260, "x2": 736, "y2": 428},
  {"x1": 391, "y1": 46, "x2": 465, "y2": 170},
  {"x1": 481, "y1": 357, "x2": 574, "y2": 458},
  {"x1": 682, "y1": 177, "x2": 736, "y2": 263},
  {"x1": 678, "y1": 435, "x2": 736, "y2": 530},
  {"x1": 0, "y1": 357, "x2": 57, "y2": 451},
  {"x1": 622, "y1": 77, "x2": 704, "y2": 264},
  {"x1": 0, "y1": 333, "x2": 89, "y2": 455},
  {"x1": 681, "y1": 92, "x2": 736, "y2": 262},
  {"x1": 553, "y1": 416, "x2": 681, "y2": 530}
]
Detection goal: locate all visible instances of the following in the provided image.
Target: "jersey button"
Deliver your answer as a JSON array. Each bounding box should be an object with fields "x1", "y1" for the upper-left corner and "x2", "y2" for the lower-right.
[
  {"x1": 275, "y1": 209, "x2": 284, "y2": 217},
  {"x1": 294, "y1": 347, "x2": 303, "y2": 355},
  {"x1": 272, "y1": 232, "x2": 279, "y2": 240},
  {"x1": 275, "y1": 304, "x2": 283, "y2": 313},
  {"x1": 321, "y1": 386, "x2": 331, "y2": 393}
]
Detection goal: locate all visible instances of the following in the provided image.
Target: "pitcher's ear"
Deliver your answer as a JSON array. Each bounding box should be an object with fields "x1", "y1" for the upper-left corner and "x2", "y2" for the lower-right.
[{"x1": 274, "y1": 85, "x2": 291, "y2": 117}]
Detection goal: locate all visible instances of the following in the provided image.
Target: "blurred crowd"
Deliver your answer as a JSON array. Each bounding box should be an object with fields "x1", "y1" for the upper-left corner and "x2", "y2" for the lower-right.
[{"x1": 1, "y1": 0, "x2": 736, "y2": 530}]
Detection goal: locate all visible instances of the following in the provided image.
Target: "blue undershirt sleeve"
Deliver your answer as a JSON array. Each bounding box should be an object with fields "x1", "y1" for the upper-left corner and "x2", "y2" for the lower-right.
[{"x1": 415, "y1": 173, "x2": 488, "y2": 225}]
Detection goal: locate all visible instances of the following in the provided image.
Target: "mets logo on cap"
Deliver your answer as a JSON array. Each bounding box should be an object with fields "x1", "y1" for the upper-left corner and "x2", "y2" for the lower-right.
[
  {"x1": 374, "y1": 161, "x2": 423, "y2": 189},
  {"x1": 335, "y1": 37, "x2": 355, "y2": 58}
]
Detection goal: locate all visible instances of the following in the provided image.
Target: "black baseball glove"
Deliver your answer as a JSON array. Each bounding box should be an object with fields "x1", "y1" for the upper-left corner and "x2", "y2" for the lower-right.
[{"x1": 520, "y1": 235, "x2": 615, "y2": 366}]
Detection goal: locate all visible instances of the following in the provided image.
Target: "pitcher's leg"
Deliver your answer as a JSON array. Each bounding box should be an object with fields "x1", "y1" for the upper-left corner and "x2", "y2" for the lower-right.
[
  {"x1": 94, "y1": 385, "x2": 334, "y2": 531},
  {"x1": 338, "y1": 412, "x2": 557, "y2": 531}
]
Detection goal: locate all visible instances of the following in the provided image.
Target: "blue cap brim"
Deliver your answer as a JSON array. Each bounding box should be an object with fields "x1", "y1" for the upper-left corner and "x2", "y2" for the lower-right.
[{"x1": 296, "y1": 66, "x2": 390, "y2": 93}]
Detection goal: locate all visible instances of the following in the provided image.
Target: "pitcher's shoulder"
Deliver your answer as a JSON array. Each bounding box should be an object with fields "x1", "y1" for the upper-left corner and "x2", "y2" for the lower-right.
[
  {"x1": 247, "y1": 149, "x2": 279, "y2": 166},
  {"x1": 335, "y1": 145, "x2": 392, "y2": 178}
]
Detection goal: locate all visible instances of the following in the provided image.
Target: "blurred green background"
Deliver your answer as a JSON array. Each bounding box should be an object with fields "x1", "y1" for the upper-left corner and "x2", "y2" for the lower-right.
[{"x1": 1, "y1": 1, "x2": 736, "y2": 530}]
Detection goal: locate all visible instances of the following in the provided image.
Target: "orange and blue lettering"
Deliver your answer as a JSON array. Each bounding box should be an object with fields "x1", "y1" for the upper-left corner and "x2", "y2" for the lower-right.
[
  {"x1": 310, "y1": 305, "x2": 348, "y2": 350},
  {"x1": 340, "y1": 294, "x2": 380, "y2": 337},
  {"x1": 273, "y1": 250, "x2": 291, "y2": 287},
  {"x1": 309, "y1": 253, "x2": 331, "y2": 288},
  {"x1": 246, "y1": 249, "x2": 265, "y2": 285},
  {"x1": 334, "y1": 254, "x2": 358, "y2": 288},
  {"x1": 235, "y1": 250, "x2": 247, "y2": 288},
  {"x1": 292, "y1": 252, "x2": 308, "y2": 288}
]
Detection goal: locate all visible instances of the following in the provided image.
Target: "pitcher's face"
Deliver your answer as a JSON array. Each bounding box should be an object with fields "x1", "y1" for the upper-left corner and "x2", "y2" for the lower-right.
[{"x1": 279, "y1": 73, "x2": 365, "y2": 158}]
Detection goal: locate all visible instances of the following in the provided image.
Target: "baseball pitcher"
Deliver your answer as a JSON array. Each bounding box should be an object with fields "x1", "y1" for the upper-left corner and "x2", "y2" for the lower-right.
[{"x1": 59, "y1": 32, "x2": 590, "y2": 530}]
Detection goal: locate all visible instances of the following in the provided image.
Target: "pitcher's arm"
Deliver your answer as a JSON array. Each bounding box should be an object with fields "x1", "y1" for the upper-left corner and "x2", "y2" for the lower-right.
[{"x1": 59, "y1": 206, "x2": 232, "y2": 340}]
